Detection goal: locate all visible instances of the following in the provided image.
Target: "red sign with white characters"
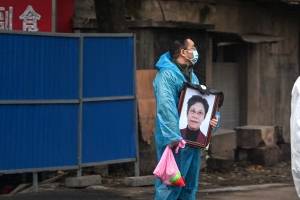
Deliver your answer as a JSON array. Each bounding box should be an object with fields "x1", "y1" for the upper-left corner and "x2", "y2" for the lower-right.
[
  {"x1": 0, "y1": 0, "x2": 52, "y2": 32},
  {"x1": 0, "y1": 0, "x2": 74, "y2": 33}
]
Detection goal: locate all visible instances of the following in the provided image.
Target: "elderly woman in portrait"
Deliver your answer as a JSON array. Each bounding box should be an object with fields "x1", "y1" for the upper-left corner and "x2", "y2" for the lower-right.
[{"x1": 180, "y1": 95, "x2": 209, "y2": 144}]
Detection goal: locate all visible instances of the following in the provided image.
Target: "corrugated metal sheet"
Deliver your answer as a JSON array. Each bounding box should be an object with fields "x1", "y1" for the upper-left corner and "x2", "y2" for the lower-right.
[
  {"x1": 209, "y1": 31, "x2": 284, "y2": 45},
  {"x1": 81, "y1": 35, "x2": 136, "y2": 165},
  {"x1": 280, "y1": 0, "x2": 300, "y2": 5},
  {"x1": 82, "y1": 37, "x2": 134, "y2": 98},
  {"x1": 0, "y1": 32, "x2": 137, "y2": 173},
  {"x1": 212, "y1": 63, "x2": 240, "y2": 129},
  {"x1": 0, "y1": 104, "x2": 78, "y2": 171},
  {"x1": 240, "y1": 34, "x2": 284, "y2": 44},
  {"x1": 0, "y1": 33, "x2": 79, "y2": 100},
  {"x1": 254, "y1": 0, "x2": 300, "y2": 5},
  {"x1": 0, "y1": 32, "x2": 79, "y2": 172},
  {"x1": 82, "y1": 100, "x2": 136, "y2": 163}
]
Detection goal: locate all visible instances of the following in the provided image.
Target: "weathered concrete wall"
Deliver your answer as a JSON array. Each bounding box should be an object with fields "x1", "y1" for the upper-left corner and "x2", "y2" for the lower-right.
[
  {"x1": 136, "y1": 0, "x2": 300, "y2": 142},
  {"x1": 139, "y1": 1, "x2": 201, "y2": 23},
  {"x1": 73, "y1": 0, "x2": 300, "y2": 174},
  {"x1": 73, "y1": 0, "x2": 98, "y2": 31}
]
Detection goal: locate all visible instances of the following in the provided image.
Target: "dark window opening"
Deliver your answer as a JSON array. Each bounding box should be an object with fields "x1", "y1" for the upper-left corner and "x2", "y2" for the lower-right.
[{"x1": 213, "y1": 42, "x2": 238, "y2": 63}]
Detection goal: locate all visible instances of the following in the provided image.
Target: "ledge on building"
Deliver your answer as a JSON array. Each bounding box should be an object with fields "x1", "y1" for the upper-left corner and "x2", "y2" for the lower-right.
[
  {"x1": 209, "y1": 30, "x2": 284, "y2": 45},
  {"x1": 126, "y1": 20, "x2": 215, "y2": 30}
]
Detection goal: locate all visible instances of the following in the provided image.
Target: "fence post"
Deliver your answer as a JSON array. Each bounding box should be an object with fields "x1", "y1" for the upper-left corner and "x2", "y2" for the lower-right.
[{"x1": 33, "y1": 172, "x2": 39, "y2": 192}]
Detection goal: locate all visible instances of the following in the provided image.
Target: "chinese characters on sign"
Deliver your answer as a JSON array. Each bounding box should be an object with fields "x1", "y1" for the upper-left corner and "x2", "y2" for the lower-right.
[
  {"x1": 0, "y1": 5, "x2": 41, "y2": 31},
  {"x1": 0, "y1": 0, "x2": 73, "y2": 33},
  {"x1": 19, "y1": 5, "x2": 41, "y2": 31},
  {"x1": 0, "y1": 6, "x2": 12, "y2": 30}
]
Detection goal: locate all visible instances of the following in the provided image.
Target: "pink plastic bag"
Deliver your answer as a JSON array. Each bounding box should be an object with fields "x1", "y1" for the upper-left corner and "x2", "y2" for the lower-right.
[{"x1": 153, "y1": 140, "x2": 186, "y2": 186}]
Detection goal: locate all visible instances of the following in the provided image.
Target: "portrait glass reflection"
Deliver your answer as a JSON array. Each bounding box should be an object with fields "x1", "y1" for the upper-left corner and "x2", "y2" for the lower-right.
[{"x1": 179, "y1": 87, "x2": 217, "y2": 148}]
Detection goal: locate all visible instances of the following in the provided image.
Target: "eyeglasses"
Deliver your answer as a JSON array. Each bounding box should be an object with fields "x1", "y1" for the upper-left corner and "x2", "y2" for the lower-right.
[
  {"x1": 188, "y1": 109, "x2": 204, "y2": 116},
  {"x1": 184, "y1": 47, "x2": 197, "y2": 52}
]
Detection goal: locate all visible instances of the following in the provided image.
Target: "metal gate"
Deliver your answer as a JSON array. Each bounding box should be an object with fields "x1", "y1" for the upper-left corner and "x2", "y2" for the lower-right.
[{"x1": 0, "y1": 31, "x2": 138, "y2": 176}]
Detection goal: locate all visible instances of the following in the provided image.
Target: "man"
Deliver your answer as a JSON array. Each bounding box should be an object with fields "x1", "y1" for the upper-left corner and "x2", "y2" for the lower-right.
[
  {"x1": 153, "y1": 36, "x2": 220, "y2": 200},
  {"x1": 291, "y1": 76, "x2": 300, "y2": 198}
]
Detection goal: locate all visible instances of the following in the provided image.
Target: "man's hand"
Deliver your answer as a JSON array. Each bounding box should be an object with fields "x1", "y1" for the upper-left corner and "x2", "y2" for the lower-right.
[
  {"x1": 210, "y1": 116, "x2": 218, "y2": 129},
  {"x1": 168, "y1": 141, "x2": 179, "y2": 148}
]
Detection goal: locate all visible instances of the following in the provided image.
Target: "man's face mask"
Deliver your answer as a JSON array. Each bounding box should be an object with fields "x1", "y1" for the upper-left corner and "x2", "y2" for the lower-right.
[{"x1": 185, "y1": 50, "x2": 199, "y2": 65}]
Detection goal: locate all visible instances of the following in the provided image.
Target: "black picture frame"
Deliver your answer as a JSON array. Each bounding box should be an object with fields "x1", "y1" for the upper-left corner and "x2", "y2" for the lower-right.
[{"x1": 178, "y1": 84, "x2": 221, "y2": 148}]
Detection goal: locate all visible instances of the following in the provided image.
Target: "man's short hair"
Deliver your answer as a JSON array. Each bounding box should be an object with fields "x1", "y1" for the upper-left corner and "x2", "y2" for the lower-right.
[{"x1": 169, "y1": 36, "x2": 191, "y2": 59}]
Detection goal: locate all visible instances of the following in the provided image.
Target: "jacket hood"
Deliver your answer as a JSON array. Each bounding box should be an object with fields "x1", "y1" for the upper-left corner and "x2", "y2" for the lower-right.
[{"x1": 156, "y1": 52, "x2": 180, "y2": 72}]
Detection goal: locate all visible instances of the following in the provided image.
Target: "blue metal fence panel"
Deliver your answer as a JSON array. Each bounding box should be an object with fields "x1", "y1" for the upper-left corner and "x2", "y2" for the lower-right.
[
  {"x1": 0, "y1": 33, "x2": 79, "y2": 100},
  {"x1": 0, "y1": 32, "x2": 79, "y2": 172},
  {"x1": 82, "y1": 100, "x2": 136, "y2": 163},
  {"x1": 0, "y1": 104, "x2": 78, "y2": 171},
  {"x1": 81, "y1": 35, "x2": 137, "y2": 165},
  {"x1": 82, "y1": 37, "x2": 134, "y2": 98},
  {"x1": 0, "y1": 32, "x2": 137, "y2": 173}
]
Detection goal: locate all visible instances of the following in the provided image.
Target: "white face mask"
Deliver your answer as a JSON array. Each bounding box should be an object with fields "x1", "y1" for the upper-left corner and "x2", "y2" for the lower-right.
[{"x1": 185, "y1": 50, "x2": 199, "y2": 65}]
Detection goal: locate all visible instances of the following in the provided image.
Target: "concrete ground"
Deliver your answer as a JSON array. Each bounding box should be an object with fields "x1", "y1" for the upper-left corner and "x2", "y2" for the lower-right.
[
  {"x1": 1, "y1": 182, "x2": 299, "y2": 200},
  {"x1": 198, "y1": 183, "x2": 299, "y2": 200},
  {"x1": 199, "y1": 186, "x2": 298, "y2": 200}
]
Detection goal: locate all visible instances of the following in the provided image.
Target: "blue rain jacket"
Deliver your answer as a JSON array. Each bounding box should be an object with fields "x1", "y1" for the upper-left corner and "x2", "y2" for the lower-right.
[{"x1": 153, "y1": 52, "x2": 220, "y2": 200}]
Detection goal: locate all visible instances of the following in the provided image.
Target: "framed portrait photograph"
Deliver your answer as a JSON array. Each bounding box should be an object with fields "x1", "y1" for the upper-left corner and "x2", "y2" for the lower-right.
[{"x1": 178, "y1": 84, "x2": 221, "y2": 148}]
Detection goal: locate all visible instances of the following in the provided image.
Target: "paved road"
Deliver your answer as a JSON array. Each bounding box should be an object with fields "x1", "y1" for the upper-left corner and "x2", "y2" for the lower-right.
[
  {"x1": 2, "y1": 188, "x2": 130, "y2": 200},
  {"x1": 198, "y1": 185, "x2": 299, "y2": 200},
  {"x1": 1, "y1": 183, "x2": 299, "y2": 200}
]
